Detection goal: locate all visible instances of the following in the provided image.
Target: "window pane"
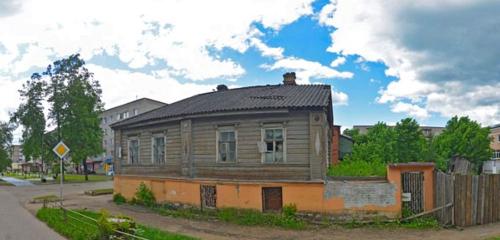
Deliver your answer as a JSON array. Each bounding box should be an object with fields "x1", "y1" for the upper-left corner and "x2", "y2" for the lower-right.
[
  {"x1": 265, "y1": 130, "x2": 274, "y2": 140},
  {"x1": 275, "y1": 141, "x2": 283, "y2": 152},
  {"x1": 219, "y1": 142, "x2": 228, "y2": 161},
  {"x1": 274, "y1": 129, "x2": 283, "y2": 140},
  {"x1": 266, "y1": 142, "x2": 273, "y2": 151},
  {"x1": 265, "y1": 152, "x2": 273, "y2": 163},
  {"x1": 275, "y1": 152, "x2": 283, "y2": 162},
  {"x1": 227, "y1": 132, "x2": 235, "y2": 141}
]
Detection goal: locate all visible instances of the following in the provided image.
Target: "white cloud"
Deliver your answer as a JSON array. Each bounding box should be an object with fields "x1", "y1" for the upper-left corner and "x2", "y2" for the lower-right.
[
  {"x1": 331, "y1": 89, "x2": 349, "y2": 106},
  {"x1": 262, "y1": 57, "x2": 353, "y2": 83},
  {"x1": 391, "y1": 102, "x2": 429, "y2": 120},
  {"x1": 330, "y1": 56, "x2": 346, "y2": 67},
  {"x1": 320, "y1": 0, "x2": 500, "y2": 125},
  {"x1": 0, "y1": 0, "x2": 314, "y2": 80},
  {"x1": 87, "y1": 65, "x2": 214, "y2": 110},
  {"x1": 250, "y1": 38, "x2": 284, "y2": 60}
]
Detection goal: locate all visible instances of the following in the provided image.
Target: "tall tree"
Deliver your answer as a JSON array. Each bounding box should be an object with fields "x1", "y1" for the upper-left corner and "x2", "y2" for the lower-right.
[
  {"x1": 433, "y1": 116, "x2": 491, "y2": 172},
  {"x1": 393, "y1": 118, "x2": 427, "y2": 162},
  {"x1": 10, "y1": 73, "x2": 46, "y2": 164},
  {"x1": 44, "y1": 54, "x2": 104, "y2": 181},
  {"x1": 348, "y1": 122, "x2": 396, "y2": 163},
  {"x1": 0, "y1": 122, "x2": 13, "y2": 172}
]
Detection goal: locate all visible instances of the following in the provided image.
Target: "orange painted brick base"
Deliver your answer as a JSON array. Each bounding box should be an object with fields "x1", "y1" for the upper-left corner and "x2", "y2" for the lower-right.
[{"x1": 114, "y1": 175, "x2": 401, "y2": 218}]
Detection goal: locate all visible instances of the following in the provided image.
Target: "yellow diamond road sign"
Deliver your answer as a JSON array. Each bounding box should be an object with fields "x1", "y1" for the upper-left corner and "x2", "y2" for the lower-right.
[{"x1": 53, "y1": 141, "x2": 70, "y2": 159}]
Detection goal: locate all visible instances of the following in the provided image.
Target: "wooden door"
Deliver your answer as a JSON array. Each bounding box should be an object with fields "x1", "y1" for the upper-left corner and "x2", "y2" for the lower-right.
[
  {"x1": 262, "y1": 187, "x2": 282, "y2": 212},
  {"x1": 201, "y1": 185, "x2": 217, "y2": 209},
  {"x1": 402, "y1": 172, "x2": 424, "y2": 214}
]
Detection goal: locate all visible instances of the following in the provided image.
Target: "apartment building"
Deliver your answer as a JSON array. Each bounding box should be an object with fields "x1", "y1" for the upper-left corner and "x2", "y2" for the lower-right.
[{"x1": 89, "y1": 98, "x2": 166, "y2": 173}]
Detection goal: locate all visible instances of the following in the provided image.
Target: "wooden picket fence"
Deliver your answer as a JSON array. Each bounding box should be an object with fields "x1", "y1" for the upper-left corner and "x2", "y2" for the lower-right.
[{"x1": 434, "y1": 172, "x2": 500, "y2": 227}]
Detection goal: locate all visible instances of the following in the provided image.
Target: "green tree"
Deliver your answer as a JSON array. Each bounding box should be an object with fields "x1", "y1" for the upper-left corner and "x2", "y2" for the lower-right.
[
  {"x1": 44, "y1": 54, "x2": 104, "y2": 181},
  {"x1": 0, "y1": 122, "x2": 13, "y2": 172},
  {"x1": 393, "y1": 118, "x2": 427, "y2": 163},
  {"x1": 10, "y1": 73, "x2": 46, "y2": 164},
  {"x1": 433, "y1": 116, "x2": 491, "y2": 172},
  {"x1": 348, "y1": 122, "x2": 396, "y2": 163},
  {"x1": 342, "y1": 128, "x2": 366, "y2": 144}
]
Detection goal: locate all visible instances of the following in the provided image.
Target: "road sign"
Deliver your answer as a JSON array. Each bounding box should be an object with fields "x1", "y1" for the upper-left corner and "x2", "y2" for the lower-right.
[{"x1": 53, "y1": 141, "x2": 70, "y2": 159}]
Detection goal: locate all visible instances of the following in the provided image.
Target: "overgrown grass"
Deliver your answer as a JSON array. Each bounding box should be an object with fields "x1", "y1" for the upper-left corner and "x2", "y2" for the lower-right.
[
  {"x1": 328, "y1": 160, "x2": 386, "y2": 177},
  {"x1": 120, "y1": 183, "x2": 306, "y2": 230},
  {"x1": 342, "y1": 216, "x2": 440, "y2": 230},
  {"x1": 36, "y1": 208, "x2": 197, "y2": 240}
]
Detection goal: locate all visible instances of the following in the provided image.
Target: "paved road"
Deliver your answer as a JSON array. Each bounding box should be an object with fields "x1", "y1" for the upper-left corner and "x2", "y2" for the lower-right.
[
  {"x1": 0, "y1": 189, "x2": 65, "y2": 240},
  {"x1": 0, "y1": 177, "x2": 34, "y2": 186}
]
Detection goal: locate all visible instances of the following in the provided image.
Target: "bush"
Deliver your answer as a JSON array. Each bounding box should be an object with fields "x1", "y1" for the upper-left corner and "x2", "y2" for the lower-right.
[
  {"x1": 282, "y1": 204, "x2": 297, "y2": 218},
  {"x1": 113, "y1": 193, "x2": 126, "y2": 205},
  {"x1": 134, "y1": 182, "x2": 156, "y2": 207},
  {"x1": 328, "y1": 159, "x2": 386, "y2": 177}
]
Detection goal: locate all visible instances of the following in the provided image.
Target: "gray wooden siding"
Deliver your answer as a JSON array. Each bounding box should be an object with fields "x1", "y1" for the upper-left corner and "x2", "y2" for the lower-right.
[
  {"x1": 116, "y1": 110, "x2": 328, "y2": 181},
  {"x1": 192, "y1": 111, "x2": 309, "y2": 165},
  {"x1": 119, "y1": 122, "x2": 182, "y2": 176}
]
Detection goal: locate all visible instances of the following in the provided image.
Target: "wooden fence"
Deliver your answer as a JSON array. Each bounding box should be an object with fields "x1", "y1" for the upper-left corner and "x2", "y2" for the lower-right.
[{"x1": 434, "y1": 172, "x2": 500, "y2": 226}]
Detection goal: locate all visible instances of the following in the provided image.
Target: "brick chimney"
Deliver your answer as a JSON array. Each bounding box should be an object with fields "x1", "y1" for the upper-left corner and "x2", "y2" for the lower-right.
[
  {"x1": 217, "y1": 84, "x2": 228, "y2": 91},
  {"x1": 282, "y1": 72, "x2": 297, "y2": 86}
]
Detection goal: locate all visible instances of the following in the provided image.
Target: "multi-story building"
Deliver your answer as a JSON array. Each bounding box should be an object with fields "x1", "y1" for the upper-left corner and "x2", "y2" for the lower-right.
[
  {"x1": 10, "y1": 144, "x2": 25, "y2": 171},
  {"x1": 491, "y1": 124, "x2": 500, "y2": 160},
  {"x1": 90, "y1": 98, "x2": 166, "y2": 173},
  {"x1": 353, "y1": 125, "x2": 444, "y2": 138},
  {"x1": 483, "y1": 124, "x2": 500, "y2": 174}
]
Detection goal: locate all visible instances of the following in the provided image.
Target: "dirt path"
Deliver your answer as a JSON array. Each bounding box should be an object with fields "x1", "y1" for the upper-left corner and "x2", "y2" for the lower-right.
[{"x1": 26, "y1": 193, "x2": 499, "y2": 240}]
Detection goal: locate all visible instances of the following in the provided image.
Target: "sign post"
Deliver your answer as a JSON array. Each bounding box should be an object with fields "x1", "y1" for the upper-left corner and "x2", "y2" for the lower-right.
[{"x1": 53, "y1": 141, "x2": 70, "y2": 206}]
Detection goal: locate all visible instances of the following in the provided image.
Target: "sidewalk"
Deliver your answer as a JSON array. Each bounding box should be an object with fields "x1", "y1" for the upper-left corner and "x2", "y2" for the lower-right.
[
  {"x1": 0, "y1": 189, "x2": 64, "y2": 240},
  {"x1": 0, "y1": 177, "x2": 34, "y2": 186}
]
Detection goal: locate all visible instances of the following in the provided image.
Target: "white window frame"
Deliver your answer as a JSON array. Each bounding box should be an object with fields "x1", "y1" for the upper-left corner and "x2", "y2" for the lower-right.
[
  {"x1": 133, "y1": 109, "x2": 139, "y2": 116},
  {"x1": 127, "y1": 137, "x2": 140, "y2": 164},
  {"x1": 151, "y1": 134, "x2": 167, "y2": 164},
  {"x1": 216, "y1": 127, "x2": 237, "y2": 163},
  {"x1": 261, "y1": 127, "x2": 287, "y2": 164}
]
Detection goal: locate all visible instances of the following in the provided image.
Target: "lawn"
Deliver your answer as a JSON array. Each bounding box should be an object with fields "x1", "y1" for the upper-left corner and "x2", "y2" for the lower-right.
[
  {"x1": 55, "y1": 174, "x2": 112, "y2": 183},
  {"x1": 36, "y1": 207, "x2": 197, "y2": 240}
]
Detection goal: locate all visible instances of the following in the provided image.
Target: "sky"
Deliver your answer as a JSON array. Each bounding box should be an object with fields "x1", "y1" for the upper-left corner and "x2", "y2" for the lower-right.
[{"x1": 1, "y1": 0, "x2": 499, "y2": 143}]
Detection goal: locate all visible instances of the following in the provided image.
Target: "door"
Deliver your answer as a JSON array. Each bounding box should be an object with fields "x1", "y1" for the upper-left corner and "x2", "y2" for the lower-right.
[
  {"x1": 401, "y1": 172, "x2": 424, "y2": 214},
  {"x1": 200, "y1": 185, "x2": 217, "y2": 209},
  {"x1": 262, "y1": 187, "x2": 282, "y2": 212}
]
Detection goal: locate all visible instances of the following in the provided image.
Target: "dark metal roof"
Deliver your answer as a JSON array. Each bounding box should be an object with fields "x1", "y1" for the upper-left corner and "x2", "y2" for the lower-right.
[{"x1": 111, "y1": 84, "x2": 332, "y2": 129}]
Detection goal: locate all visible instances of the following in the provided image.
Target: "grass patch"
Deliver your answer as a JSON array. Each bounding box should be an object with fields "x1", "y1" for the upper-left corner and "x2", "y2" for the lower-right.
[
  {"x1": 142, "y1": 203, "x2": 306, "y2": 230},
  {"x1": 341, "y1": 216, "x2": 440, "y2": 230},
  {"x1": 36, "y1": 208, "x2": 197, "y2": 240},
  {"x1": 328, "y1": 160, "x2": 386, "y2": 177},
  {"x1": 217, "y1": 207, "x2": 306, "y2": 229},
  {"x1": 84, "y1": 188, "x2": 114, "y2": 196},
  {"x1": 55, "y1": 174, "x2": 111, "y2": 183}
]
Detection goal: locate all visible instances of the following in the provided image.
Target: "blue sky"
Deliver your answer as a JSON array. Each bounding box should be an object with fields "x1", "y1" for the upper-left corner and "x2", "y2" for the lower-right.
[{"x1": 1, "y1": 0, "x2": 499, "y2": 143}]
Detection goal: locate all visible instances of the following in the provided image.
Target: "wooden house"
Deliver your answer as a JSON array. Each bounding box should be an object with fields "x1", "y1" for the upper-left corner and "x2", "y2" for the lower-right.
[{"x1": 111, "y1": 72, "x2": 335, "y2": 211}]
